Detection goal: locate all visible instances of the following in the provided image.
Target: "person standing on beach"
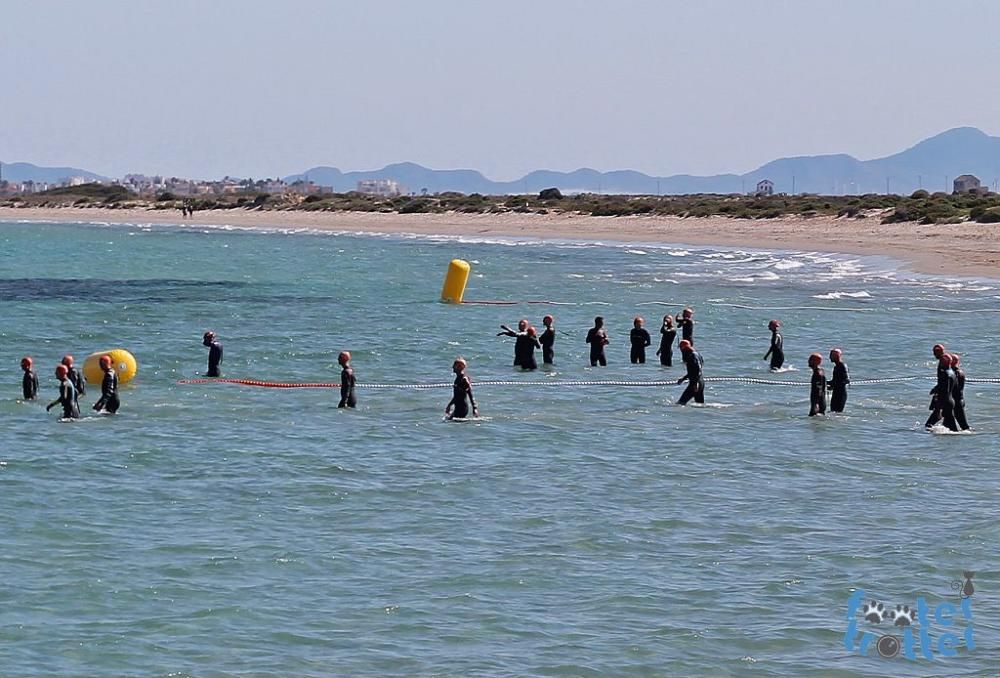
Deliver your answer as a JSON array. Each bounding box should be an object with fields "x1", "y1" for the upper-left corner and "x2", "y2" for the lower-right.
[
  {"x1": 93, "y1": 355, "x2": 121, "y2": 415},
  {"x1": 676, "y1": 340, "x2": 705, "y2": 405},
  {"x1": 808, "y1": 353, "x2": 826, "y2": 416},
  {"x1": 657, "y1": 315, "x2": 676, "y2": 367},
  {"x1": 763, "y1": 320, "x2": 784, "y2": 371},
  {"x1": 585, "y1": 316, "x2": 610, "y2": 366},
  {"x1": 539, "y1": 315, "x2": 556, "y2": 366},
  {"x1": 46, "y1": 364, "x2": 80, "y2": 419},
  {"x1": 338, "y1": 351, "x2": 356, "y2": 408},
  {"x1": 676, "y1": 307, "x2": 695, "y2": 344},
  {"x1": 629, "y1": 316, "x2": 651, "y2": 364},
  {"x1": 62, "y1": 355, "x2": 86, "y2": 403},
  {"x1": 203, "y1": 331, "x2": 224, "y2": 377},
  {"x1": 827, "y1": 348, "x2": 850, "y2": 413},
  {"x1": 950, "y1": 353, "x2": 969, "y2": 431},
  {"x1": 20, "y1": 357, "x2": 39, "y2": 400},
  {"x1": 445, "y1": 357, "x2": 478, "y2": 420}
]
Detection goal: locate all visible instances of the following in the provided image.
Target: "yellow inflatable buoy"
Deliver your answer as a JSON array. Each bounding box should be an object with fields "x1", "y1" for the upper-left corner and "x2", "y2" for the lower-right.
[
  {"x1": 440, "y1": 259, "x2": 470, "y2": 304},
  {"x1": 83, "y1": 349, "x2": 138, "y2": 386}
]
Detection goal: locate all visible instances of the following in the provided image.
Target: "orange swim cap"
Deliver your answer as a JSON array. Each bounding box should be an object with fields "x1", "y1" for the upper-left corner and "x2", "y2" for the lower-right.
[
  {"x1": 21, "y1": 356, "x2": 33, "y2": 369},
  {"x1": 61, "y1": 354, "x2": 74, "y2": 366},
  {"x1": 808, "y1": 353, "x2": 822, "y2": 367},
  {"x1": 55, "y1": 364, "x2": 69, "y2": 378},
  {"x1": 950, "y1": 353, "x2": 961, "y2": 367},
  {"x1": 678, "y1": 339, "x2": 692, "y2": 351},
  {"x1": 99, "y1": 355, "x2": 113, "y2": 369},
  {"x1": 338, "y1": 351, "x2": 351, "y2": 365},
  {"x1": 527, "y1": 326, "x2": 537, "y2": 337}
]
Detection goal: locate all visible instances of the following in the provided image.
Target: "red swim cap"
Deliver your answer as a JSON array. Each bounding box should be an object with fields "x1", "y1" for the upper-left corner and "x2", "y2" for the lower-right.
[
  {"x1": 543, "y1": 314, "x2": 553, "y2": 324},
  {"x1": 55, "y1": 364, "x2": 69, "y2": 378},
  {"x1": 678, "y1": 339, "x2": 692, "y2": 351},
  {"x1": 518, "y1": 318, "x2": 528, "y2": 329},
  {"x1": 61, "y1": 354, "x2": 74, "y2": 366},
  {"x1": 634, "y1": 316, "x2": 644, "y2": 325},
  {"x1": 950, "y1": 353, "x2": 961, "y2": 367},
  {"x1": 99, "y1": 355, "x2": 113, "y2": 369},
  {"x1": 768, "y1": 319, "x2": 780, "y2": 330},
  {"x1": 829, "y1": 348, "x2": 843, "y2": 361},
  {"x1": 21, "y1": 356, "x2": 32, "y2": 369},
  {"x1": 939, "y1": 353, "x2": 952, "y2": 367},
  {"x1": 527, "y1": 326, "x2": 537, "y2": 337},
  {"x1": 808, "y1": 353, "x2": 822, "y2": 367},
  {"x1": 338, "y1": 351, "x2": 351, "y2": 365},
  {"x1": 932, "y1": 343, "x2": 945, "y2": 358}
]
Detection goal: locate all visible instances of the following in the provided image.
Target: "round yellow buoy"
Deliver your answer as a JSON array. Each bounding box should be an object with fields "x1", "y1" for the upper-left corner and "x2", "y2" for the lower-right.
[
  {"x1": 83, "y1": 349, "x2": 138, "y2": 386},
  {"x1": 441, "y1": 259, "x2": 470, "y2": 304}
]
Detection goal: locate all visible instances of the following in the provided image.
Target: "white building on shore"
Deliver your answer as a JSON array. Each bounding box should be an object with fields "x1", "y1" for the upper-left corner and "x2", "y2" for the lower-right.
[{"x1": 357, "y1": 179, "x2": 403, "y2": 197}]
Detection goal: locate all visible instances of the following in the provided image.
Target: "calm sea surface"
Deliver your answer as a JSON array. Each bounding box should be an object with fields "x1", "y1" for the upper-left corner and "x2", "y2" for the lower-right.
[{"x1": 1, "y1": 220, "x2": 998, "y2": 676}]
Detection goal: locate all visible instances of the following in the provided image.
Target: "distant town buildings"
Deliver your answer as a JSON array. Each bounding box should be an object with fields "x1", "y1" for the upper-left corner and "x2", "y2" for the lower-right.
[
  {"x1": 357, "y1": 179, "x2": 403, "y2": 197},
  {"x1": 953, "y1": 174, "x2": 982, "y2": 194},
  {"x1": 755, "y1": 179, "x2": 774, "y2": 196}
]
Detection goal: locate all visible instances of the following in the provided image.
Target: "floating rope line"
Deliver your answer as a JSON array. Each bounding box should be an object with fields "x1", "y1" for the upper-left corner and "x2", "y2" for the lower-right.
[
  {"x1": 461, "y1": 300, "x2": 574, "y2": 306},
  {"x1": 177, "y1": 375, "x2": 973, "y2": 389}
]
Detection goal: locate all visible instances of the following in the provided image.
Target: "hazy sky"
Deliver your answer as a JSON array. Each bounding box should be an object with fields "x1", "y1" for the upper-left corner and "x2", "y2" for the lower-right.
[{"x1": 3, "y1": 0, "x2": 1000, "y2": 180}]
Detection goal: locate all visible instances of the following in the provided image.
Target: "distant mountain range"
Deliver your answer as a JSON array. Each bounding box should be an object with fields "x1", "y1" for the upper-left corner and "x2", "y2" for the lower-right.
[
  {"x1": 6, "y1": 127, "x2": 1000, "y2": 195},
  {"x1": 0, "y1": 162, "x2": 105, "y2": 184}
]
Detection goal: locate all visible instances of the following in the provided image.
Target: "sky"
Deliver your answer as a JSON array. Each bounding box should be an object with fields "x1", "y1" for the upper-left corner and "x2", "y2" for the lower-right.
[{"x1": 3, "y1": 0, "x2": 1000, "y2": 181}]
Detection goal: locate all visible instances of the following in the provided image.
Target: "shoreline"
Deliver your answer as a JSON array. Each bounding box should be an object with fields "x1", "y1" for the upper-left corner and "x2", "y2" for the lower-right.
[{"x1": 1, "y1": 206, "x2": 998, "y2": 278}]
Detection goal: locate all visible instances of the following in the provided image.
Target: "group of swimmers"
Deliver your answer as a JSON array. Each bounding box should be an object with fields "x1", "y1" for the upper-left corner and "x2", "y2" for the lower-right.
[
  {"x1": 19, "y1": 353, "x2": 120, "y2": 419},
  {"x1": 16, "y1": 312, "x2": 971, "y2": 429}
]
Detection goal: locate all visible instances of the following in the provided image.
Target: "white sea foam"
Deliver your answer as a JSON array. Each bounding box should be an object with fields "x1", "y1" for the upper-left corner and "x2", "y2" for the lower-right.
[{"x1": 812, "y1": 291, "x2": 872, "y2": 300}]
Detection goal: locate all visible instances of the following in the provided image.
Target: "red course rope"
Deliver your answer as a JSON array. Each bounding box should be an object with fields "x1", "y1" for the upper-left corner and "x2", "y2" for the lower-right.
[{"x1": 177, "y1": 378, "x2": 339, "y2": 388}]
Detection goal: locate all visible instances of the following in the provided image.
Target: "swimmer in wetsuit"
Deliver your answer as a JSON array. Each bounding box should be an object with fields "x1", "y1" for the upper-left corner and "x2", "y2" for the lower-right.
[
  {"x1": 445, "y1": 357, "x2": 478, "y2": 420},
  {"x1": 763, "y1": 320, "x2": 784, "y2": 371},
  {"x1": 827, "y1": 348, "x2": 850, "y2": 413},
  {"x1": 203, "y1": 331, "x2": 224, "y2": 377},
  {"x1": 585, "y1": 316, "x2": 610, "y2": 366},
  {"x1": 46, "y1": 364, "x2": 80, "y2": 419},
  {"x1": 338, "y1": 351, "x2": 357, "y2": 408},
  {"x1": 925, "y1": 343, "x2": 950, "y2": 429},
  {"x1": 926, "y1": 353, "x2": 959, "y2": 431},
  {"x1": 539, "y1": 315, "x2": 556, "y2": 366},
  {"x1": 93, "y1": 355, "x2": 121, "y2": 415},
  {"x1": 676, "y1": 339, "x2": 705, "y2": 405},
  {"x1": 21, "y1": 357, "x2": 39, "y2": 400},
  {"x1": 62, "y1": 355, "x2": 86, "y2": 404},
  {"x1": 675, "y1": 307, "x2": 695, "y2": 344},
  {"x1": 629, "y1": 316, "x2": 651, "y2": 364},
  {"x1": 950, "y1": 353, "x2": 969, "y2": 431},
  {"x1": 498, "y1": 319, "x2": 538, "y2": 369},
  {"x1": 808, "y1": 353, "x2": 826, "y2": 416},
  {"x1": 656, "y1": 314, "x2": 676, "y2": 367}
]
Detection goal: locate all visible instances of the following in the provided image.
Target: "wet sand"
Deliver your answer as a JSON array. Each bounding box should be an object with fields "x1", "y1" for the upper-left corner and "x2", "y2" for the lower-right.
[{"x1": 1, "y1": 206, "x2": 997, "y2": 278}]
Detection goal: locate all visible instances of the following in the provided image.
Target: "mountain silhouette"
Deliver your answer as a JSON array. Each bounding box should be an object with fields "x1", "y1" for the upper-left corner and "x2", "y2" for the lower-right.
[{"x1": 0, "y1": 162, "x2": 105, "y2": 184}]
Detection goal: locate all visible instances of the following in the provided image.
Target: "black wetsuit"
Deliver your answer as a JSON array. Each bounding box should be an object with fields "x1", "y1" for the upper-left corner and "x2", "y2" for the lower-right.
[
  {"x1": 55, "y1": 379, "x2": 80, "y2": 419},
  {"x1": 630, "y1": 327, "x2": 651, "y2": 364},
  {"x1": 926, "y1": 362, "x2": 958, "y2": 430},
  {"x1": 764, "y1": 331, "x2": 784, "y2": 370},
  {"x1": 586, "y1": 327, "x2": 609, "y2": 366},
  {"x1": 658, "y1": 324, "x2": 676, "y2": 366},
  {"x1": 677, "y1": 317, "x2": 694, "y2": 344},
  {"x1": 519, "y1": 334, "x2": 541, "y2": 371},
  {"x1": 339, "y1": 366, "x2": 357, "y2": 408},
  {"x1": 206, "y1": 339, "x2": 223, "y2": 377},
  {"x1": 828, "y1": 361, "x2": 850, "y2": 413},
  {"x1": 540, "y1": 327, "x2": 556, "y2": 365},
  {"x1": 94, "y1": 369, "x2": 120, "y2": 414},
  {"x1": 952, "y1": 366, "x2": 969, "y2": 431},
  {"x1": 67, "y1": 365, "x2": 86, "y2": 400},
  {"x1": 678, "y1": 350, "x2": 705, "y2": 405},
  {"x1": 448, "y1": 373, "x2": 475, "y2": 418},
  {"x1": 22, "y1": 369, "x2": 38, "y2": 400},
  {"x1": 809, "y1": 366, "x2": 827, "y2": 416}
]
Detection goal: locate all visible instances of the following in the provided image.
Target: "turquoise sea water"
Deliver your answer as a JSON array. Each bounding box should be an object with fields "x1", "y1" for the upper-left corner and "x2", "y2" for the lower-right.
[{"x1": 1, "y1": 220, "x2": 998, "y2": 676}]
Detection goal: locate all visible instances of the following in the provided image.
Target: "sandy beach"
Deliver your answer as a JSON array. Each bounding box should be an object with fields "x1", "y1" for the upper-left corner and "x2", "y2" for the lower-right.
[{"x1": 1, "y1": 206, "x2": 997, "y2": 278}]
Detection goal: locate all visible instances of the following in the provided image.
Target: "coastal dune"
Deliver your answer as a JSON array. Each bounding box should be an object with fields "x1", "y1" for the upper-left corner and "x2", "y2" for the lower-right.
[{"x1": 1, "y1": 207, "x2": 997, "y2": 278}]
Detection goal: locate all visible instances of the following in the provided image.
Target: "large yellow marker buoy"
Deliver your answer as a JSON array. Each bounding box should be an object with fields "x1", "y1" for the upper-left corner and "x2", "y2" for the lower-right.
[
  {"x1": 83, "y1": 349, "x2": 138, "y2": 386},
  {"x1": 440, "y1": 259, "x2": 471, "y2": 304}
]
